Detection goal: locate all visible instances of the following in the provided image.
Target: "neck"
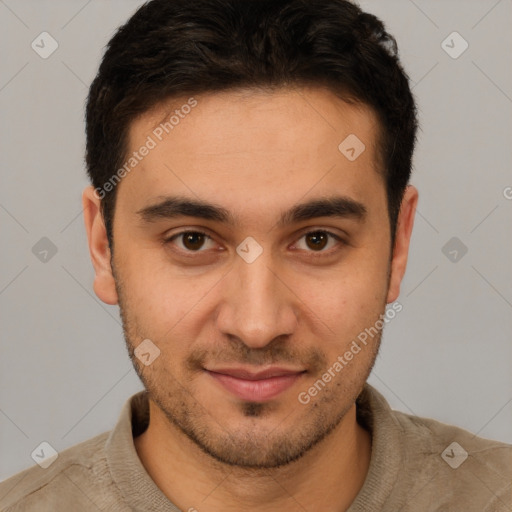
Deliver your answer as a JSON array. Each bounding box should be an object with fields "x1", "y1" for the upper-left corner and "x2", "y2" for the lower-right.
[{"x1": 134, "y1": 400, "x2": 371, "y2": 512}]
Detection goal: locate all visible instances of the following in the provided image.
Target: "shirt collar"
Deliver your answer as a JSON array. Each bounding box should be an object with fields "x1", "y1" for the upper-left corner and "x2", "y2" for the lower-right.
[
  {"x1": 348, "y1": 383, "x2": 404, "y2": 511},
  {"x1": 105, "y1": 390, "x2": 180, "y2": 511}
]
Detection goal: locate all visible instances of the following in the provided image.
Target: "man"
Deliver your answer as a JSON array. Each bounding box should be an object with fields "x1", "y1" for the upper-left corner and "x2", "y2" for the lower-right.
[{"x1": 1, "y1": 0, "x2": 510, "y2": 510}]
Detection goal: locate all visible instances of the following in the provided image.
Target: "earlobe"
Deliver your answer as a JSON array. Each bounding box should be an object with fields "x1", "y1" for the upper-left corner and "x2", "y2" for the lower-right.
[
  {"x1": 386, "y1": 185, "x2": 418, "y2": 304},
  {"x1": 82, "y1": 186, "x2": 119, "y2": 305}
]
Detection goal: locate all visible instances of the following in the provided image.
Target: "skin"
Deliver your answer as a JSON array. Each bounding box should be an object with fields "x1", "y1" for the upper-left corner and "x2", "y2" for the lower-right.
[{"x1": 83, "y1": 86, "x2": 417, "y2": 511}]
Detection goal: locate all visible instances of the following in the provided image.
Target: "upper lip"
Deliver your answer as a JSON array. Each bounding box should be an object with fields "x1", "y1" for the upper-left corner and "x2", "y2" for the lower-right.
[{"x1": 205, "y1": 366, "x2": 306, "y2": 381}]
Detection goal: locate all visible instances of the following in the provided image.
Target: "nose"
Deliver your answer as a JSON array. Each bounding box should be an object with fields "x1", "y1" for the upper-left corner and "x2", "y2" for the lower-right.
[{"x1": 215, "y1": 251, "x2": 298, "y2": 349}]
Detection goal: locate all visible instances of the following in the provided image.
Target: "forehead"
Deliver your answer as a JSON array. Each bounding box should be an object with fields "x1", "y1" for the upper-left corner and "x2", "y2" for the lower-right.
[
  {"x1": 131, "y1": 86, "x2": 379, "y2": 156},
  {"x1": 119, "y1": 86, "x2": 384, "y2": 218}
]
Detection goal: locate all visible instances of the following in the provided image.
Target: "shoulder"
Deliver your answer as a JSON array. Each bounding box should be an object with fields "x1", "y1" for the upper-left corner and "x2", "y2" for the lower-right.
[
  {"x1": 393, "y1": 408, "x2": 512, "y2": 470},
  {"x1": 0, "y1": 431, "x2": 127, "y2": 511},
  {"x1": 392, "y1": 408, "x2": 512, "y2": 510}
]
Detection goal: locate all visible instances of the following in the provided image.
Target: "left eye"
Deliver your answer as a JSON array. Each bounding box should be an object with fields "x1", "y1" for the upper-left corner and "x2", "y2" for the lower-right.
[
  {"x1": 294, "y1": 230, "x2": 342, "y2": 252},
  {"x1": 166, "y1": 231, "x2": 214, "y2": 252}
]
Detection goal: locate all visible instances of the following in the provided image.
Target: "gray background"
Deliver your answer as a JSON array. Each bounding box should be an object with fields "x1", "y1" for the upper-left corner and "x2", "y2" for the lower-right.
[{"x1": 1, "y1": 0, "x2": 511, "y2": 481}]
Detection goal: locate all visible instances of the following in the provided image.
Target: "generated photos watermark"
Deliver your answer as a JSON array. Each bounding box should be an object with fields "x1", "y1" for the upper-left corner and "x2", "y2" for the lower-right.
[
  {"x1": 298, "y1": 302, "x2": 403, "y2": 405},
  {"x1": 94, "y1": 97, "x2": 198, "y2": 200}
]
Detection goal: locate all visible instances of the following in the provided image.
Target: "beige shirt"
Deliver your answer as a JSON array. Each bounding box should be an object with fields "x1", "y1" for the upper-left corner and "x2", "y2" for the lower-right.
[{"x1": 1, "y1": 384, "x2": 510, "y2": 511}]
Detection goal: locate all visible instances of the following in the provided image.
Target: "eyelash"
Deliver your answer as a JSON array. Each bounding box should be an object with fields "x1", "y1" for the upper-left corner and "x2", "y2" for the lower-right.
[{"x1": 163, "y1": 229, "x2": 345, "y2": 257}]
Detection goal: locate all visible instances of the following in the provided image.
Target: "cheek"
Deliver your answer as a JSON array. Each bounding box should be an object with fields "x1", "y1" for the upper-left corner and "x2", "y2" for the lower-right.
[
  {"x1": 117, "y1": 253, "x2": 219, "y2": 344},
  {"x1": 293, "y1": 255, "x2": 389, "y2": 342}
]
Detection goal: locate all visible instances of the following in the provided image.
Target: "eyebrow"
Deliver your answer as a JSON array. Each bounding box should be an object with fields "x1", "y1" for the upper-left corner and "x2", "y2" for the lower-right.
[{"x1": 136, "y1": 195, "x2": 367, "y2": 227}]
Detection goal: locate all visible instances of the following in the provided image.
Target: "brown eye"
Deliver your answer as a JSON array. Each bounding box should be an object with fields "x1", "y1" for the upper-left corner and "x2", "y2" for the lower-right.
[
  {"x1": 165, "y1": 230, "x2": 214, "y2": 252},
  {"x1": 305, "y1": 231, "x2": 329, "y2": 251},
  {"x1": 182, "y1": 232, "x2": 207, "y2": 251},
  {"x1": 293, "y1": 230, "x2": 343, "y2": 254}
]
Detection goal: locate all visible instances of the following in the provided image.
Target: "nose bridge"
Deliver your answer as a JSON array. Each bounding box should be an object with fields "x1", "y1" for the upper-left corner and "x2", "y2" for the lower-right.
[{"x1": 217, "y1": 249, "x2": 296, "y2": 348}]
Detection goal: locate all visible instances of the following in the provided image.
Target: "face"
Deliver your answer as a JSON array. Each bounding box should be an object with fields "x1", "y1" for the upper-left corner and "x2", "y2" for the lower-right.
[{"x1": 84, "y1": 86, "x2": 416, "y2": 468}]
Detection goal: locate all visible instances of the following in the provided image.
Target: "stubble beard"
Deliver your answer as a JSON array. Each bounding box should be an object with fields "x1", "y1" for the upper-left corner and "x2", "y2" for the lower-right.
[{"x1": 114, "y1": 268, "x2": 383, "y2": 469}]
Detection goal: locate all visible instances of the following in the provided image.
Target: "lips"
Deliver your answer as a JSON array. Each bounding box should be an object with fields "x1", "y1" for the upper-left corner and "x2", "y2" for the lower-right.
[{"x1": 205, "y1": 366, "x2": 306, "y2": 402}]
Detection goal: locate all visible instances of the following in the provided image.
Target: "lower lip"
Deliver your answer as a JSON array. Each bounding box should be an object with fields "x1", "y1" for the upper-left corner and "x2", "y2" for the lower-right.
[{"x1": 207, "y1": 371, "x2": 304, "y2": 402}]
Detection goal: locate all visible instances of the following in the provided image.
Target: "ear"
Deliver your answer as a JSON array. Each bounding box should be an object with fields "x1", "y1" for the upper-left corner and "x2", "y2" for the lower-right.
[
  {"x1": 386, "y1": 185, "x2": 418, "y2": 303},
  {"x1": 82, "y1": 186, "x2": 118, "y2": 305}
]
